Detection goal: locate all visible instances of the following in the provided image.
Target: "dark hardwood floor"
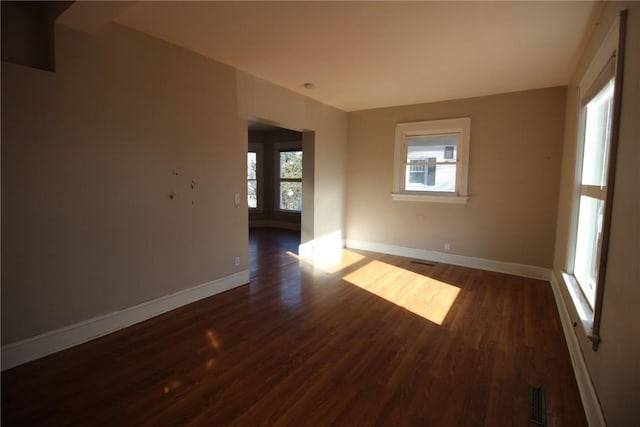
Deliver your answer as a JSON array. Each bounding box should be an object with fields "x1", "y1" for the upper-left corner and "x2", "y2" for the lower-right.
[
  {"x1": 249, "y1": 227, "x2": 300, "y2": 279},
  {"x1": 2, "y1": 228, "x2": 586, "y2": 426}
]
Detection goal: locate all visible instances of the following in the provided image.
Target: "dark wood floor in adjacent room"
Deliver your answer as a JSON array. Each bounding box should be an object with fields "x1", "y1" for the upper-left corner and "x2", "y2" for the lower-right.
[{"x1": 2, "y1": 228, "x2": 586, "y2": 426}]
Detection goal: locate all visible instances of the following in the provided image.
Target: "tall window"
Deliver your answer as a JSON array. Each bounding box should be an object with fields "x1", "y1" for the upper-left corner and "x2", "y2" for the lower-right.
[
  {"x1": 393, "y1": 118, "x2": 470, "y2": 203},
  {"x1": 247, "y1": 151, "x2": 258, "y2": 208},
  {"x1": 573, "y1": 78, "x2": 614, "y2": 308},
  {"x1": 564, "y1": 11, "x2": 625, "y2": 351},
  {"x1": 278, "y1": 150, "x2": 302, "y2": 211}
]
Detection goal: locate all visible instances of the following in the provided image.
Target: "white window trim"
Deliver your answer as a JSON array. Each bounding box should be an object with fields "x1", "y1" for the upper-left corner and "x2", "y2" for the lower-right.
[
  {"x1": 248, "y1": 142, "x2": 263, "y2": 212},
  {"x1": 392, "y1": 117, "x2": 470, "y2": 204},
  {"x1": 274, "y1": 141, "x2": 302, "y2": 214},
  {"x1": 563, "y1": 14, "x2": 621, "y2": 341}
]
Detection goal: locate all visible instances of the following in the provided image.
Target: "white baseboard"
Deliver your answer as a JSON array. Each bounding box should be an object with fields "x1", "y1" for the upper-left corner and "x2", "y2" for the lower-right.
[
  {"x1": 1, "y1": 270, "x2": 250, "y2": 371},
  {"x1": 345, "y1": 239, "x2": 551, "y2": 280},
  {"x1": 549, "y1": 271, "x2": 605, "y2": 427}
]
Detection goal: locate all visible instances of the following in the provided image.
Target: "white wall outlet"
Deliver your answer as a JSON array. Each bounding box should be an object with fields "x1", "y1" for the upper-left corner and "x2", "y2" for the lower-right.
[
  {"x1": 234, "y1": 193, "x2": 240, "y2": 207},
  {"x1": 234, "y1": 256, "x2": 240, "y2": 266},
  {"x1": 444, "y1": 243, "x2": 451, "y2": 252}
]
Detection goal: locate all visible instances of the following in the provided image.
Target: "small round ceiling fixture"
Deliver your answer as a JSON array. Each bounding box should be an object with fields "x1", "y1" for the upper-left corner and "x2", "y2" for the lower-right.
[{"x1": 303, "y1": 82, "x2": 315, "y2": 89}]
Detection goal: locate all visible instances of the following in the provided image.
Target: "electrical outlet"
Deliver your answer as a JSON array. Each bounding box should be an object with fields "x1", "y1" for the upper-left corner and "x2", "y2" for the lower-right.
[
  {"x1": 444, "y1": 243, "x2": 451, "y2": 252},
  {"x1": 234, "y1": 193, "x2": 240, "y2": 207},
  {"x1": 234, "y1": 256, "x2": 240, "y2": 266}
]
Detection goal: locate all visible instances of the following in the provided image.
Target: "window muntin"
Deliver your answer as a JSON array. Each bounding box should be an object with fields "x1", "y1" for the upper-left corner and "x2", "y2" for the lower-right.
[
  {"x1": 278, "y1": 150, "x2": 302, "y2": 211},
  {"x1": 573, "y1": 79, "x2": 614, "y2": 308},
  {"x1": 392, "y1": 117, "x2": 470, "y2": 203}
]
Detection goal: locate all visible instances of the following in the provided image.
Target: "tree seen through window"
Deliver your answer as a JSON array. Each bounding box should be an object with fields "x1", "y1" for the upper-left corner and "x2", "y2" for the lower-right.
[{"x1": 279, "y1": 150, "x2": 302, "y2": 211}]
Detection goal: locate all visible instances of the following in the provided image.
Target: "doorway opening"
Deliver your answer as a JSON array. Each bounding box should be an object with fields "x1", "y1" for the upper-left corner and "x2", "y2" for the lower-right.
[{"x1": 247, "y1": 120, "x2": 303, "y2": 278}]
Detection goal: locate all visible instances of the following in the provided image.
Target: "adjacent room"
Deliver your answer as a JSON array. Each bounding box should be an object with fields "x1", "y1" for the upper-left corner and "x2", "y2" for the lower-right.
[
  {"x1": 247, "y1": 121, "x2": 304, "y2": 279},
  {"x1": 2, "y1": 1, "x2": 638, "y2": 426}
]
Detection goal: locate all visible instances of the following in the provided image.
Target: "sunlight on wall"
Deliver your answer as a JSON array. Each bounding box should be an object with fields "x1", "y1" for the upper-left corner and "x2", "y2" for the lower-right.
[
  {"x1": 342, "y1": 260, "x2": 460, "y2": 325},
  {"x1": 288, "y1": 246, "x2": 365, "y2": 275},
  {"x1": 298, "y1": 230, "x2": 343, "y2": 261}
]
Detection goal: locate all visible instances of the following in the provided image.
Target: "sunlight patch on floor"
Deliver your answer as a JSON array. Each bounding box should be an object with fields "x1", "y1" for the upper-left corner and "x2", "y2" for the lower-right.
[
  {"x1": 204, "y1": 329, "x2": 221, "y2": 370},
  {"x1": 342, "y1": 260, "x2": 460, "y2": 325},
  {"x1": 163, "y1": 379, "x2": 181, "y2": 394},
  {"x1": 306, "y1": 249, "x2": 365, "y2": 274}
]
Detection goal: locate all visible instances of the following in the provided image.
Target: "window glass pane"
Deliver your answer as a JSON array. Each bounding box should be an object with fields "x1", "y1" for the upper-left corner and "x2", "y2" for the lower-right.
[
  {"x1": 409, "y1": 160, "x2": 425, "y2": 173},
  {"x1": 572, "y1": 78, "x2": 615, "y2": 307},
  {"x1": 247, "y1": 152, "x2": 257, "y2": 179},
  {"x1": 247, "y1": 152, "x2": 257, "y2": 208},
  {"x1": 444, "y1": 146, "x2": 455, "y2": 159},
  {"x1": 280, "y1": 151, "x2": 302, "y2": 179},
  {"x1": 574, "y1": 195, "x2": 604, "y2": 308},
  {"x1": 407, "y1": 134, "x2": 458, "y2": 163},
  {"x1": 427, "y1": 158, "x2": 436, "y2": 186},
  {"x1": 280, "y1": 182, "x2": 302, "y2": 211},
  {"x1": 405, "y1": 163, "x2": 456, "y2": 192},
  {"x1": 248, "y1": 180, "x2": 257, "y2": 208},
  {"x1": 405, "y1": 134, "x2": 457, "y2": 192},
  {"x1": 581, "y1": 80, "x2": 614, "y2": 186},
  {"x1": 408, "y1": 159, "x2": 425, "y2": 184}
]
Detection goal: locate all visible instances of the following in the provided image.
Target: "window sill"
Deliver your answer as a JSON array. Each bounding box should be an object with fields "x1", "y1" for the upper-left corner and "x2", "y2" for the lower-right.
[
  {"x1": 561, "y1": 272, "x2": 599, "y2": 349},
  {"x1": 391, "y1": 192, "x2": 469, "y2": 204}
]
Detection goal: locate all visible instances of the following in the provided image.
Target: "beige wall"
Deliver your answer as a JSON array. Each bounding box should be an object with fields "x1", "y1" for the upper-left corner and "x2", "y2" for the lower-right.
[
  {"x1": 553, "y1": 2, "x2": 640, "y2": 425},
  {"x1": 1, "y1": 22, "x2": 347, "y2": 345},
  {"x1": 346, "y1": 87, "x2": 566, "y2": 268}
]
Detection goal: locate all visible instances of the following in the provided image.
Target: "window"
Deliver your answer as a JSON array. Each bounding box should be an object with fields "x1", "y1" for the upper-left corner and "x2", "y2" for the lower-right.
[
  {"x1": 278, "y1": 150, "x2": 302, "y2": 211},
  {"x1": 247, "y1": 143, "x2": 263, "y2": 210},
  {"x1": 406, "y1": 138, "x2": 457, "y2": 192},
  {"x1": 393, "y1": 118, "x2": 470, "y2": 203},
  {"x1": 563, "y1": 11, "x2": 625, "y2": 351},
  {"x1": 573, "y1": 79, "x2": 614, "y2": 308},
  {"x1": 247, "y1": 151, "x2": 258, "y2": 208}
]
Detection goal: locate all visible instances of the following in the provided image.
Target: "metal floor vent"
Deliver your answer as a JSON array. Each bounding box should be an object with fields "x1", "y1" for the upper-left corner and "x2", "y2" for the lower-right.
[{"x1": 528, "y1": 385, "x2": 546, "y2": 425}]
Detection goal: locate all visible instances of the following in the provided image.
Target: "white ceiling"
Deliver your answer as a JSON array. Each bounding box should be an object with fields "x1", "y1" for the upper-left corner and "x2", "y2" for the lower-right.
[{"x1": 104, "y1": 2, "x2": 599, "y2": 112}]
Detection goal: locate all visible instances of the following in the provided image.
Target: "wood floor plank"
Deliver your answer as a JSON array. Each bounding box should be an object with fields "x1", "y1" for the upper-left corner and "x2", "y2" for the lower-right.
[{"x1": 1, "y1": 228, "x2": 587, "y2": 426}]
